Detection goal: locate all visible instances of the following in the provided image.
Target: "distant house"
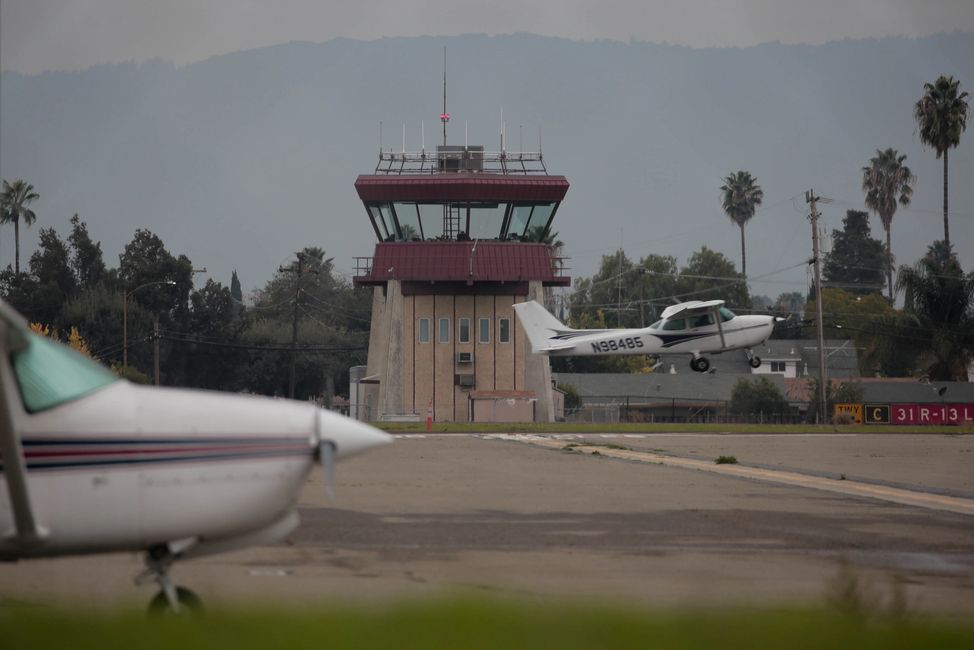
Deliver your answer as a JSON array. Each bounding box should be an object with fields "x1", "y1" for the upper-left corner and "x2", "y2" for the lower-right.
[{"x1": 749, "y1": 339, "x2": 861, "y2": 379}]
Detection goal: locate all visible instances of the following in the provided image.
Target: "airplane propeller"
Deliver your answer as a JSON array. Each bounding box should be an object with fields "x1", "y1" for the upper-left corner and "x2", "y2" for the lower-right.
[{"x1": 314, "y1": 410, "x2": 338, "y2": 501}]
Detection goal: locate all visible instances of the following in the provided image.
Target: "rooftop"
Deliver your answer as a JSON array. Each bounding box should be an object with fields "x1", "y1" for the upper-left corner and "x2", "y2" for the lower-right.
[{"x1": 353, "y1": 241, "x2": 570, "y2": 287}]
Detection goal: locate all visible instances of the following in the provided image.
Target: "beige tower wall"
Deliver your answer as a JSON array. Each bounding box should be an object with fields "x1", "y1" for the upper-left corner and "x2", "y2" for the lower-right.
[{"x1": 367, "y1": 283, "x2": 554, "y2": 423}]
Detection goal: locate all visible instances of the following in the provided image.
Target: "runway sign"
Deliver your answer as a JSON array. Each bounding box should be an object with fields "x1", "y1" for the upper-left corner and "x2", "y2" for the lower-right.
[{"x1": 864, "y1": 404, "x2": 890, "y2": 424}]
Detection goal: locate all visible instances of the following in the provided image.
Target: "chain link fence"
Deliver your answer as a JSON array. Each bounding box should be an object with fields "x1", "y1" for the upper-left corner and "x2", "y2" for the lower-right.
[{"x1": 563, "y1": 396, "x2": 808, "y2": 425}]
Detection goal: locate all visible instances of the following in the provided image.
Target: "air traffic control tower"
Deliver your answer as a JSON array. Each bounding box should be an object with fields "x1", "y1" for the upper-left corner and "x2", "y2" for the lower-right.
[{"x1": 352, "y1": 144, "x2": 570, "y2": 422}]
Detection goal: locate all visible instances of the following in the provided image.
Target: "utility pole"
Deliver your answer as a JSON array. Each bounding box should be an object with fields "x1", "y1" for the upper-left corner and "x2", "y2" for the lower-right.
[
  {"x1": 153, "y1": 319, "x2": 160, "y2": 386},
  {"x1": 288, "y1": 254, "x2": 304, "y2": 399},
  {"x1": 806, "y1": 189, "x2": 828, "y2": 424}
]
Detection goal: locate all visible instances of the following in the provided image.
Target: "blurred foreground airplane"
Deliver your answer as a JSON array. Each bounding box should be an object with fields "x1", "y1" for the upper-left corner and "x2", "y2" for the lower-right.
[
  {"x1": 514, "y1": 299, "x2": 780, "y2": 372},
  {"x1": 0, "y1": 299, "x2": 390, "y2": 613}
]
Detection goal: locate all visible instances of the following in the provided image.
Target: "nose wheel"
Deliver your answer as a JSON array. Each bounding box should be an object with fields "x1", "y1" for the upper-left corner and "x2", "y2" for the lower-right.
[
  {"x1": 745, "y1": 349, "x2": 762, "y2": 369},
  {"x1": 137, "y1": 546, "x2": 203, "y2": 616}
]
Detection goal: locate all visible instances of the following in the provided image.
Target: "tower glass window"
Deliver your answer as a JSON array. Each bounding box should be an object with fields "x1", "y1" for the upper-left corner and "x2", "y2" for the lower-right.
[
  {"x1": 499, "y1": 318, "x2": 511, "y2": 343},
  {"x1": 479, "y1": 318, "x2": 490, "y2": 343},
  {"x1": 418, "y1": 318, "x2": 430, "y2": 343},
  {"x1": 438, "y1": 317, "x2": 450, "y2": 343},
  {"x1": 458, "y1": 318, "x2": 470, "y2": 343}
]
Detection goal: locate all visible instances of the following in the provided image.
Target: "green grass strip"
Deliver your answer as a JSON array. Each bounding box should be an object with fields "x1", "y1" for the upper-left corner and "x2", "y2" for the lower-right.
[{"x1": 1, "y1": 599, "x2": 972, "y2": 650}]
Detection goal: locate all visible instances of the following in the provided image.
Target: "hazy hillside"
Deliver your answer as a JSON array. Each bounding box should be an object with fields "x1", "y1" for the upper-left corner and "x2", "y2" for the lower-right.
[{"x1": 1, "y1": 33, "x2": 972, "y2": 297}]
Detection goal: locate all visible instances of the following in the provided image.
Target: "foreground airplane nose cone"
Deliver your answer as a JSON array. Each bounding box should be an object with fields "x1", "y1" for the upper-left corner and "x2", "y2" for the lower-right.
[{"x1": 318, "y1": 410, "x2": 392, "y2": 459}]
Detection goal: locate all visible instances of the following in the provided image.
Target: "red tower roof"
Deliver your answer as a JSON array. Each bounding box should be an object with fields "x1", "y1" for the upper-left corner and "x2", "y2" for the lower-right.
[
  {"x1": 355, "y1": 174, "x2": 569, "y2": 203},
  {"x1": 353, "y1": 241, "x2": 569, "y2": 287}
]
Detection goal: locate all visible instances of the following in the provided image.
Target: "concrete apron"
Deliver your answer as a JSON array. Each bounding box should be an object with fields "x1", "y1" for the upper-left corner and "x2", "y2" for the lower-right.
[{"x1": 499, "y1": 434, "x2": 974, "y2": 517}]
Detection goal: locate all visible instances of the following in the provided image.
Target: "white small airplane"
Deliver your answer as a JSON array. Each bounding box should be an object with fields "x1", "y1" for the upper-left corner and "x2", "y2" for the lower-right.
[
  {"x1": 0, "y1": 298, "x2": 390, "y2": 613},
  {"x1": 514, "y1": 299, "x2": 779, "y2": 372}
]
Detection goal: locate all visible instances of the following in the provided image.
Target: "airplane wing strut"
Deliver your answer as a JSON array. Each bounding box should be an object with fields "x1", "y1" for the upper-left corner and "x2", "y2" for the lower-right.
[{"x1": 0, "y1": 311, "x2": 48, "y2": 548}]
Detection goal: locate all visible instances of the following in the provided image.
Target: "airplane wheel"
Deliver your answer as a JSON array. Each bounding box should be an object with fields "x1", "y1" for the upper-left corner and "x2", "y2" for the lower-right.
[
  {"x1": 689, "y1": 358, "x2": 700, "y2": 372},
  {"x1": 749, "y1": 356, "x2": 762, "y2": 369},
  {"x1": 147, "y1": 586, "x2": 203, "y2": 616},
  {"x1": 695, "y1": 357, "x2": 710, "y2": 373}
]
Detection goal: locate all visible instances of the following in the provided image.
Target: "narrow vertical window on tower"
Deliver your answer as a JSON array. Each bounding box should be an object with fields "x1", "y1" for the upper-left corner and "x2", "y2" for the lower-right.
[
  {"x1": 439, "y1": 317, "x2": 450, "y2": 343},
  {"x1": 418, "y1": 318, "x2": 430, "y2": 343},
  {"x1": 458, "y1": 318, "x2": 470, "y2": 343},
  {"x1": 479, "y1": 318, "x2": 490, "y2": 343},
  {"x1": 499, "y1": 318, "x2": 511, "y2": 343}
]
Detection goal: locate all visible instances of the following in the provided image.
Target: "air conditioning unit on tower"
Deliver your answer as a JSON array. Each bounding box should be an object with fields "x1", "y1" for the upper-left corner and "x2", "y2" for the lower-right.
[{"x1": 457, "y1": 351, "x2": 473, "y2": 364}]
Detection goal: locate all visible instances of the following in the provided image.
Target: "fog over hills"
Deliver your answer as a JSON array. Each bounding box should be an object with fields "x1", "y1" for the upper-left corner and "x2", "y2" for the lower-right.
[{"x1": 1, "y1": 33, "x2": 972, "y2": 300}]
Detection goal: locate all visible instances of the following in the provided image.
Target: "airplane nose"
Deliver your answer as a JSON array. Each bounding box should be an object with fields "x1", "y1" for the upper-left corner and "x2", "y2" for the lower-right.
[{"x1": 316, "y1": 410, "x2": 392, "y2": 459}]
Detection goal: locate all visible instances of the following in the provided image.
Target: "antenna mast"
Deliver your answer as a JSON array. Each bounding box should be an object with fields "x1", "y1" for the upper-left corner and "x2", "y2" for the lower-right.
[{"x1": 440, "y1": 47, "x2": 450, "y2": 147}]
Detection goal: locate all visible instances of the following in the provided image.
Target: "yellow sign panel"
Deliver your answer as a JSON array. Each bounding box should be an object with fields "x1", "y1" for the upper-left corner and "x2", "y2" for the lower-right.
[{"x1": 833, "y1": 402, "x2": 863, "y2": 424}]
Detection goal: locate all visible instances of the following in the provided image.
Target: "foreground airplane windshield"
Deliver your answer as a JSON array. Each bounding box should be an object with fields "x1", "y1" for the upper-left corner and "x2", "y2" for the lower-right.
[
  {"x1": 514, "y1": 299, "x2": 780, "y2": 372},
  {"x1": 0, "y1": 299, "x2": 390, "y2": 613}
]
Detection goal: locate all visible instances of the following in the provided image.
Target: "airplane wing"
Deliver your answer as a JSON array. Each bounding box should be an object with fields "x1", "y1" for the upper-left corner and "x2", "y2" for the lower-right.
[
  {"x1": 659, "y1": 299, "x2": 724, "y2": 320},
  {"x1": 538, "y1": 341, "x2": 578, "y2": 352},
  {"x1": 0, "y1": 299, "x2": 48, "y2": 547}
]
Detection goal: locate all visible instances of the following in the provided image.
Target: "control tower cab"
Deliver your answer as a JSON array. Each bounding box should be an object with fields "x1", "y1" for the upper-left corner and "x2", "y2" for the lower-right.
[{"x1": 353, "y1": 145, "x2": 570, "y2": 422}]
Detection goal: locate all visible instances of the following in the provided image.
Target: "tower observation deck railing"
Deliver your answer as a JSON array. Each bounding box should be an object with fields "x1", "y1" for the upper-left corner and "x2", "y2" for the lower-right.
[{"x1": 374, "y1": 147, "x2": 548, "y2": 176}]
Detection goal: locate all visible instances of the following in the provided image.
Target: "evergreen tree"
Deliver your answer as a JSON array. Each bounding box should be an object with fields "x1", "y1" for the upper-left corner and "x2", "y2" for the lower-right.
[
  {"x1": 230, "y1": 270, "x2": 243, "y2": 304},
  {"x1": 823, "y1": 210, "x2": 886, "y2": 296},
  {"x1": 68, "y1": 214, "x2": 107, "y2": 291}
]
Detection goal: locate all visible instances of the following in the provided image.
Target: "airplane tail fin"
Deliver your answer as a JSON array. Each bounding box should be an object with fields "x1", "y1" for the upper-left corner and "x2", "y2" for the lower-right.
[{"x1": 513, "y1": 300, "x2": 572, "y2": 353}]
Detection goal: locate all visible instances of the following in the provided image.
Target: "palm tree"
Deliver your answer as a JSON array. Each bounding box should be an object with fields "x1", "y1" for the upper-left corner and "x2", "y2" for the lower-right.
[
  {"x1": 0, "y1": 179, "x2": 40, "y2": 274},
  {"x1": 896, "y1": 241, "x2": 974, "y2": 380},
  {"x1": 913, "y1": 75, "x2": 969, "y2": 248},
  {"x1": 862, "y1": 148, "x2": 914, "y2": 302},
  {"x1": 719, "y1": 171, "x2": 763, "y2": 278}
]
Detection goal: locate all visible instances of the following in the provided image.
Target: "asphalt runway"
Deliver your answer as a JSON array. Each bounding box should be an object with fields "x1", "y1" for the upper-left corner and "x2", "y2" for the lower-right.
[{"x1": 1, "y1": 432, "x2": 972, "y2": 613}]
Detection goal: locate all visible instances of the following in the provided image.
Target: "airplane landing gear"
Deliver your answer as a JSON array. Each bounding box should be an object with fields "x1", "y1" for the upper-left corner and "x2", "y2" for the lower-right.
[
  {"x1": 745, "y1": 349, "x2": 762, "y2": 369},
  {"x1": 138, "y1": 545, "x2": 203, "y2": 616},
  {"x1": 690, "y1": 357, "x2": 710, "y2": 373}
]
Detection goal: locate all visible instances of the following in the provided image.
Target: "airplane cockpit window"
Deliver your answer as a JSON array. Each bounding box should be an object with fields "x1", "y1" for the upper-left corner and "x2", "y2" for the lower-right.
[
  {"x1": 649, "y1": 320, "x2": 662, "y2": 330},
  {"x1": 690, "y1": 314, "x2": 714, "y2": 328},
  {"x1": 11, "y1": 334, "x2": 118, "y2": 413},
  {"x1": 661, "y1": 318, "x2": 686, "y2": 331},
  {"x1": 719, "y1": 307, "x2": 736, "y2": 322}
]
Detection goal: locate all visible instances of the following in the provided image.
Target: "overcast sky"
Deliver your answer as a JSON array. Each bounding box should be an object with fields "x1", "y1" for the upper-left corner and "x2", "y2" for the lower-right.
[{"x1": 2, "y1": 0, "x2": 973, "y2": 74}]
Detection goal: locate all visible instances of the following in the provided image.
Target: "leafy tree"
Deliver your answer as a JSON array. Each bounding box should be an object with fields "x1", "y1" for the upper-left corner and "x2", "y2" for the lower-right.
[
  {"x1": 61, "y1": 284, "x2": 124, "y2": 365},
  {"x1": 807, "y1": 379, "x2": 864, "y2": 424},
  {"x1": 568, "y1": 250, "x2": 637, "y2": 329},
  {"x1": 719, "y1": 170, "x2": 763, "y2": 278},
  {"x1": 861, "y1": 150, "x2": 914, "y2": 302},
  {"x1": 182, "y1": 280, "x2": 247, "y2": 391},
  {"x1": 117, "y1": 229, "x2": 193, "y2": 380},
  {"x1": 774, "y1": 292, "x2": 805, "y2": 314},
  {"x1": 676, "y1": 246, "x2": 750, "y2": 310},
  {"x1": 243, "y1": 248, "x2": 371, "y2": 399},
  {"x1": 729, "y1": 377, "x2": 790, "y2": 416},
  {"x1": 0, "y1": 179, "x2": 40, "y2": 274},
  {"x1": 68, "y1": 214, "x2": 107, "y2": 291},
  {"x1": 896, "y1": 241, "x2": 974, "y2": 380},
  {"x1": 804, "y1": 287, "x2": 900, "y2": 376},
  {"x1": 558, "y1": 383, "x2": 581, "y2": 410},
  {"x1": 823, "y1": 210, "x2": 886, "y2": 296},
  {"x1": 913, "y1": 75, "x2": 969, "y2": 248},
  {"x1": 26, "y1": 227, "x2": 77, "y2": 326}
]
